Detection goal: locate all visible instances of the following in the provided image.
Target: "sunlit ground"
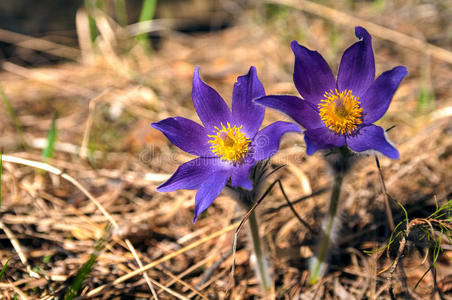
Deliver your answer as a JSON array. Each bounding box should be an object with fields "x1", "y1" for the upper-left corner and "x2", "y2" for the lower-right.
[{"x1": 0, "y1": 0, "x2": 451, "y2": 299}]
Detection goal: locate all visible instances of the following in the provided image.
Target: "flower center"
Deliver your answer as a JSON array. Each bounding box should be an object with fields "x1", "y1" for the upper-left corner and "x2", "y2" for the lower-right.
[
  {"x1": 208, "y1": 122, "x2": 250, "y2": 163},
  {"x1": 318, "y1": 89, "x2": 363, "y2": 135}
]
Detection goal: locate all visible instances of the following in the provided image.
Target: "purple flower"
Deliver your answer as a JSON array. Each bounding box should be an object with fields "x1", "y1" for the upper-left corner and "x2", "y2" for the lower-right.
[
  {"x1": 152, "y1": 66, "x2": 300, "y2": 222},
  {"x1": 255, "y1": 27, "x2": 407, "y2": 159}
]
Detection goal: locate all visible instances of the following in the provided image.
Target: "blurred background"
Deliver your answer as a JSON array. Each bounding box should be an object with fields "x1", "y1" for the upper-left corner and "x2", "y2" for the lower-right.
[{"x1": 0, "y1": 0, "x2": 451, "y2": 298}]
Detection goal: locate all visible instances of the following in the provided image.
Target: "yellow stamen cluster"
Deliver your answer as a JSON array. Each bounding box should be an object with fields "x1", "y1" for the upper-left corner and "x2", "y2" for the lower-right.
[
  {"x1": 318, "y1": 89, "x2": 363, "y2": 135},
  {"x1": 208, "y1": 122, "x2": 250, "y2": 163}
]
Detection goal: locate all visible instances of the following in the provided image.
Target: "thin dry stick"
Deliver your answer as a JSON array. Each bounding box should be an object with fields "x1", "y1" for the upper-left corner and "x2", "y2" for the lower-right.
[
  {"x1": 158, "y1": 252, "x2": 217, "y2": 295},
  {"x1": 75, "y1": 8, "x2": 94, "y2": 64},
  {"x1": 264, "y1": 187, "x2": 329, "y2": 214},
  {"x1": 230, "y1": 179, "x2": 280, "y2": 282},
  {"x1": 0, "y1": 220, "x2": 39, "y2": 279},
  {"x1": 85, "y1": 222, "x2": 239, "y2": 297},
  {"x1": 144, "y1": 278, "x2": 189, "y2": 300},
  {"x1": 268, "y1": 0, "x2": 452, "y2": 64},
  {"x1": 0, "y1": 154, "x2": 157, "y2": 298},
  {"x1": 1, "y1": 62, "x2": 93, "y2": 98},
  {"x1": 388, "y1": 226, "x2": 410, "y2": 299},
  {"x1": 124, "y1": 239, "x2": 159, "y2": 299},
  {"x1": 196, "y1": 248, "x2": 233, "y2": 289},
  {"x1": 275, "y1": 179, "x2": 313, "y2": 233},
  {"x1": 0, "y1": 220, "x2": 28, "y2": 266},
  {"x1": 375, "y1": 155, "x2": 395, "y2": 231},
  {"x1": 234, "y1": 179, "x2": 280, "y2": 237},
  {"x1": 0, "y1": 28, "x2": 80, "y2": 60},
  {"x1": 156, "y1": 266, "x2": 209, "y2": 300},
  {"x1": 7, "y1": 280, "x2": 30, "y2": 300},
  {"x1": 79, "y1": 88, "x2": 113, "y2": 159},
  {"x1": 188, "y1": 269, "x2": 229, "y2": 298}
]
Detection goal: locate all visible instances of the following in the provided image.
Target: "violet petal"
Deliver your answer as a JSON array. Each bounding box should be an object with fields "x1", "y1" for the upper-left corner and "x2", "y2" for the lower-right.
[
  {"x1": 255, "y1": 95, "x2": 323, "y2": 130},
  {"x1": 193, "y1": 167, "x2": 231, "y2": 222},
  {"x1": 346, "y1": 124, "x2": 399, "y2": 159},
  {"x1": 231, "y1": 163, "x2": 254, "y2": 190},
  {"x1": 252, "y1": 121, "x2": 301, "y2": 161},
  {"x1": 360, "y1": 66, "x2": 408, "y2": 124},
  {"x1": 157, "y1": 157, "x2": 223, "y2": 192},
  {"x1": 304, "y1": 127, "x2": 345, "y2": 155},
  {"x1": 232, "y1": 66, "x2": 266, "y2": 138},
  {"x1": 192, "y1": 67, "x2": 232, "y2": 131},
  {"x1": 152, "y1": 117, "x2": 213, "y2": 157},
  {"x1": 291, "y1": 40, "x2": 336, "y2": 106},
  {"x1": 337, "y1": 27, "x2": 375, "y2": 97}
]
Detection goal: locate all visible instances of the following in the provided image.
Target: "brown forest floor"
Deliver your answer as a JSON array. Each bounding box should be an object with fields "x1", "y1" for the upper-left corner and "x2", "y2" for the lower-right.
[{"x1": 0, "y1": 0, "x2": 451, "y2": 299}]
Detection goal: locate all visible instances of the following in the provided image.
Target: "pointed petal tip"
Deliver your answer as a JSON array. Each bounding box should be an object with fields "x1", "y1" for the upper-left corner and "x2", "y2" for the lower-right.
[
  {"x1": 236, "y1": 65, "x2": 258, "y2": 84},
  {"x1": 231, "y1": 179, "x2": 253, "y2": 190},
  {"x1": 290, "y1": 40, "x2": 310, "y2": 55},
  {"x1": 151, "y1": 119, "x2": 166, "y2": 132},
  {"x1": 304, "y1": 135, "x2": 316, "y2": 156},
  {"x1": 390, "y1": 150, "x2": 400, "y2": 159},
  {"x1": 243, "y1": 182, "x2": 253, "y2": 190},
  {"x1": 290, "y1": 40, "x2": 319, "y2": 55},
  {"x1": 291, "y1": 40, "x2": 315, "y2": 56},
  {"x1": 156, "y1": 182, "x2": 172, "y2": 193},
  {"x1": 290, "y1": 40, "x2": 299, "y2": 51},
  {"x1": 193, "y1": 66, "x2": 202, "y2": 85},
  {"x1": 355, "y1": 26, "x2": 371, "y2": 40},
  {"x1": 287, "y1": 123, "x2": 302, "y2": 133},
  {"x1": 383, "y1": 136, "x2": 400, "y2": 159},
  {"x1": 155, "y1": 186, "x2": 165, "y2": 192},
  {"x1": 192, "y1": 66, "x2": 200, "y2": 84},
  {"x1": 394, "y1": 65, "x2": 409, "y2": 77},
  {"x1": 372, "y1": 148, "x2": 400, "y2": 159}
]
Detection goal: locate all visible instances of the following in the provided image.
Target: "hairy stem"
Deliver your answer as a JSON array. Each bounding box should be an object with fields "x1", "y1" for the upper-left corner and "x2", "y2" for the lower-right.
[
  {"x1": 309, "y1": 172, "x2": 343, "y2": 284},
  {"x1": 248, "y1": 210, "x2": 271, "y2": 292}
]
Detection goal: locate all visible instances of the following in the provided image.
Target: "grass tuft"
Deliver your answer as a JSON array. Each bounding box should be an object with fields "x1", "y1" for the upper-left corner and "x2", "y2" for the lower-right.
[
  {"x1": 417, "y1": 84, "x2": 435, "y2": 112},
  {"x1": 113, "y1": 0, "x2": 128, "y2": 27},
  {"x1": 0, "y1": 258, "x2": 9, "y2": 280},
  {"x1": 136, "y1": 0, "x2": 158, "y2": 51},
  {"x1": 42, "y1": 112, "x2": 58, "y2": 161},
  {"x1": 0, "y1": 83, "x2": 28, "y2": 149},
  {"x1": 64, "y1": 224, "x2": 111, "y2": 300},
  {"x1": 84, "y1": 0, "x2": 103, "y2": 43},
  {"x1": 0, "y1": 150, "x2": 2, "y2": 210}
]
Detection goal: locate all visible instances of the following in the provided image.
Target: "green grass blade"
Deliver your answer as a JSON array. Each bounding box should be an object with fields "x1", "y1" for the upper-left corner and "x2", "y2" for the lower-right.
[
  {"x1": 64, "y1": 224, "x2": 111, "y2": 300},
  {"x1": 42, "y1": 112, "x2": 58, "y2": 160},
  {"x1": 136, "y1": 0, "x2": 158, "y2": 50},
  {"x1": 417, "y1": 84, "x2": 435, "y2": 111},
  {"x1": 0, "y1": 258, "x2": 9, "y2": 280},
  {"x1": 84, "y1": 0, "x2": 104, "y2": 43},
  {"x1": 0, "y1": 83, "x2": 28, "y2": 149},
  {"x1": 114, "y1": 0, "x2": 128, "y2": 27},
  {"x1": 0, "y1": 150, "x2": 2, "y2": 210}
]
